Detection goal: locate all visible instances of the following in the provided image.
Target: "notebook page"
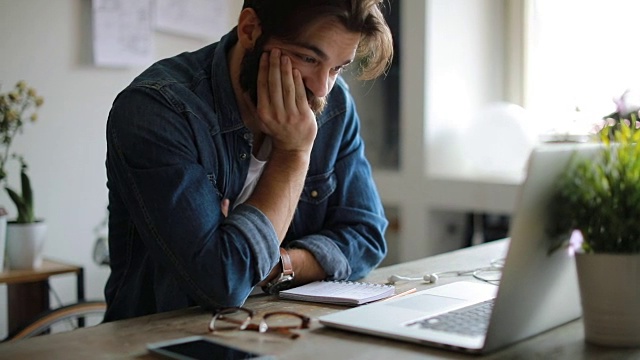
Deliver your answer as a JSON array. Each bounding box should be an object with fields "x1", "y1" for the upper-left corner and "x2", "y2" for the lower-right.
[{"x1": 279, "y1": 281, "x2": 395, "y2": 305}]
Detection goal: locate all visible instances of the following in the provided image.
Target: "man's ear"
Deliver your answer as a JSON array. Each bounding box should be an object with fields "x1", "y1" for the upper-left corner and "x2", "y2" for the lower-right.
[{"x1": 237, "y1": 8, "x2": 262, "y2": 50}]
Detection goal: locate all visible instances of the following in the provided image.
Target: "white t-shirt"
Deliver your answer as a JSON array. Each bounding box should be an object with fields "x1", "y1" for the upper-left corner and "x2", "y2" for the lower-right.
[{"x1": 233, "y1": 136, "x2": 271, "y2": 209}]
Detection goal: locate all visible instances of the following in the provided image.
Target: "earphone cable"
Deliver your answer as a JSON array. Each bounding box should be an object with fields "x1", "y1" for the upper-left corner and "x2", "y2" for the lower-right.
[{"x1": 386, "y1": 258, "x2": 505, "y2": 286}]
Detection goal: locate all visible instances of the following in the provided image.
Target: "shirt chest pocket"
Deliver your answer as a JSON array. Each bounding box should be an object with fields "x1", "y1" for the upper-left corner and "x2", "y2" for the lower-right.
[{"x1": 299, "y1": 170, "x2": 337, "y2": 205}]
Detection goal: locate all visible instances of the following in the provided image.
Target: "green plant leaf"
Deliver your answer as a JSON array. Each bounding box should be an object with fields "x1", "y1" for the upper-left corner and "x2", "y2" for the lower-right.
[
  {"x1": 5, "y1": 186, "x2": 29, "y2": 223},
  {"x1": 21, "y1": 168, "x2": 33, "y2": 216},
  {"x1": 551, "y1": 120, "x2": 640, "y2": 253}
]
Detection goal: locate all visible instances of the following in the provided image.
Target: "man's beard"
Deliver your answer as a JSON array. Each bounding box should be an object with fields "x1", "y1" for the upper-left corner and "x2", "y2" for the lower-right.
[{"x1": 239, "y1": 43, "x2": 327, "y2": 115}]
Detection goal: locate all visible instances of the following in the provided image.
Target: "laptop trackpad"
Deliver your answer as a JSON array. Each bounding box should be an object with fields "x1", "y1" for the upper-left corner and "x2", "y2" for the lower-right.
[{"x1": 387, "y1": 294, "x2": 469, "y2": 313}]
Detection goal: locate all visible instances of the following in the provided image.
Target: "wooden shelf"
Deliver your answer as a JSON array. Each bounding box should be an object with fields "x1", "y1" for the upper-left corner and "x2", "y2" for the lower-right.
[
  {"x1": 0, "y1": 259, "x2": 82, "y2": 285},
  {"x1": 0, "y1": 259, "x2": 85, "y2": 335}
]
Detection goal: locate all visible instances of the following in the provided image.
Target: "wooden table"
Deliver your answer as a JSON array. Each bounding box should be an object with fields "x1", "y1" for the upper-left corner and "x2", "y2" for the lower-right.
[
  {"x1": 0, "y1": 259, "x2": 84, "y2": 335},
  {"x1": 1, "y1": 240, "x2": 638, "y2": 359}
]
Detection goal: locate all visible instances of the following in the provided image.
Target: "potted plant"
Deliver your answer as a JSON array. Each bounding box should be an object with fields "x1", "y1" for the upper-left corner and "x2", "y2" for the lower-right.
[
  {"x1": 547, "y1": 90, "x2": 640, "y2": 347},
  {"x1": 0, "y1": 80, "x2": 46, "y2": 269}
]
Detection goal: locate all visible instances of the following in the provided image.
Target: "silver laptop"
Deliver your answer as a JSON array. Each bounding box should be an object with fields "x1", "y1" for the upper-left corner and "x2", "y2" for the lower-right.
[{"x1": 319, "y1": 143, "x2": 601, "y2": 354}]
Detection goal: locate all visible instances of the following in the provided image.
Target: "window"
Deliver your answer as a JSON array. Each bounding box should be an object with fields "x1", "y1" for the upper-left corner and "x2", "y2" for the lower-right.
[{"x1": 525, "y1": 0, "x2": 640, "y2": 137}]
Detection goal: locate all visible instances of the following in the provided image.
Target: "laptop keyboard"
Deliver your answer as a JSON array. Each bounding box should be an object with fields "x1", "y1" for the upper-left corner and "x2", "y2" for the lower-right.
[{"x1": 407, "y1": 299, "x2": 495, "y2": 337}]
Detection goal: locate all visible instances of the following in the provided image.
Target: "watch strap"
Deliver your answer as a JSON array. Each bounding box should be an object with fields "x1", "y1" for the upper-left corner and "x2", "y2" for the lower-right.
[
  {"x1": 279, "y1": 247, "x2": 294, "y2": 277},
  {"x1": 262, "y1": 248, "x2": 295, "y2": 294}
]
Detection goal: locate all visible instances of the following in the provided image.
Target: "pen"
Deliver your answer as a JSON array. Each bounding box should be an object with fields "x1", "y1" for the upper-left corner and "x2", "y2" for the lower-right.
[{"x1": 381, "y1": 288, "x2": 417, "y2": 302}]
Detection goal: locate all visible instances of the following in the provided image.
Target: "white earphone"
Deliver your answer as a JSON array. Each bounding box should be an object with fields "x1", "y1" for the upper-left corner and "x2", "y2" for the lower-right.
[
  {"x1": 386, "y1": 259, "x2": 506, "y2": 285},
  {"x1": 386, "y1": 273, "x2": 439, "y2": 285}
]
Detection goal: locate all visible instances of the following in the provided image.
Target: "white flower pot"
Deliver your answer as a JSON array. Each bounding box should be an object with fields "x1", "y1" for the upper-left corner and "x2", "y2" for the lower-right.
[
  {"x1": 6, "y1": 221, "x2": 47, "y2": 270},
  {"x1": 0, "y1": 214, "x2": 7, "y2": 271},
  {"x1": 576, "y1": 252, "x2": 640, "y2": 347}
]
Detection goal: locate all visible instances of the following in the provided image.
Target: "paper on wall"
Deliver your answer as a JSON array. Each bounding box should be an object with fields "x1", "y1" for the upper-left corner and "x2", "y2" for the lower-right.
[
  {"x1": 91, "y1": 0, "x2": 154, "y2": 68},
  {"x1": 154, "y1": 0, "x2": 232, "y2": 41}
]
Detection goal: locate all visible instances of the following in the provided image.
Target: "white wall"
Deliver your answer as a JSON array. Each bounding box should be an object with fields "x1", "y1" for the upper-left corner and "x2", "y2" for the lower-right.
[
  {"x1": 426, "y1": 0, "x2": 507, "y2": 178},
  {"x1": 0, "y1": 0, "x2": 241, "y2": 338}
]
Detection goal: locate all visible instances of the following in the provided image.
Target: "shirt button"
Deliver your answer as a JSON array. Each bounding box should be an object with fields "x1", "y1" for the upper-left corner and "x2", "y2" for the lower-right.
[
  {"x1": 243, "y1": 133, "x2": 251, "y2": 140},
  {"x1": 310, "y1": 190, "x2": 318, "y2": 198},
  {"x1": 239, "y1": 153, "x2": 247, "y2": 160}
]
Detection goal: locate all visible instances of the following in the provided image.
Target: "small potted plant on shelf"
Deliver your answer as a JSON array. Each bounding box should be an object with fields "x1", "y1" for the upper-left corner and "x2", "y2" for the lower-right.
[
  {"x1": 0, "y1": 80, "x2": 47, "y2": 269},
  {"x1": 547, "y1": 90, "x2": 640, "y2": 347}
]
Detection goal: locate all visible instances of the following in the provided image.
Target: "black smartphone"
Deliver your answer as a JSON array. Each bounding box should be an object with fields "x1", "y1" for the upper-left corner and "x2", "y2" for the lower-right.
[{"x1": 147, "y1": 336, "x2": 276, "y2": 360}]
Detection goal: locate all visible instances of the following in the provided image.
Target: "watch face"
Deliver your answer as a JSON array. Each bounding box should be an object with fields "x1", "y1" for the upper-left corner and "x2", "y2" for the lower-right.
[
  {"x1": 265, "y1": 275, "x2": 294, "y2": 294},
  {"x1": 270, "y1": 281, "x2": 292, "y2": 294}
]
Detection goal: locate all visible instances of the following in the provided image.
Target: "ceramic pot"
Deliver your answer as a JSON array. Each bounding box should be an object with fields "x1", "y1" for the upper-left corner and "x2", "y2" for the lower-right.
[
  {"x1": 0, "y1": 214, "x2": 6, "y2": 271},
  {"x1": 575, "y1": 252, "x2": 640, "y2": 347},
  {"x1": 6, "y1": 221, "x2": 47, "y2": 270}
]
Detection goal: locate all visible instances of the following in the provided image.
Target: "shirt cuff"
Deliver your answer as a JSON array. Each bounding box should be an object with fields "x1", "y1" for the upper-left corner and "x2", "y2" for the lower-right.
[
  {"x1": 287, "y1": 235, "x2": 352, "y2": 280},
  {"x1": 225, "y1": 203, "x2": 280, "y2": 280}
]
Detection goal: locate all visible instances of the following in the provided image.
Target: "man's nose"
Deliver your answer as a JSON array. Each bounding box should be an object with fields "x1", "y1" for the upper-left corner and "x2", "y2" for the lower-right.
[{"x1": 304, "y1": 69, "x2": 333, "y2": 99}]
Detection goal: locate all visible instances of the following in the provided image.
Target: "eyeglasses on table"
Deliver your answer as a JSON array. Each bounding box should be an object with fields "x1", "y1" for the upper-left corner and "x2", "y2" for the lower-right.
[{"x1": 208, "y1": 307, "x2": 311, "y2": 339}]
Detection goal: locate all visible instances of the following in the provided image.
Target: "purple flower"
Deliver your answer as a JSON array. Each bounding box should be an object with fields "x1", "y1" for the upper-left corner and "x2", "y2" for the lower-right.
[
  {"x1": 613, "y1": 89, "x2": 640, "y2": 118},
  {"x1": 567, "y1": 230, "x2": 584, "y2": 256}
]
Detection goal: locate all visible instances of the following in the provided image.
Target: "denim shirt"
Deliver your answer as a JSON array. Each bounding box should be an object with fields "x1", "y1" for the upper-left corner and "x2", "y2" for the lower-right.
[{"x1": 104, "y1": 29, "x2": 388, "y2": 321}]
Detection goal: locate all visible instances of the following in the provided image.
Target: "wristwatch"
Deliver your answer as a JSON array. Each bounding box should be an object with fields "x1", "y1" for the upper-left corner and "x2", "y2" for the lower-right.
[{"x1": 262, "y1": 248, "x2": 295, "y2": 294}]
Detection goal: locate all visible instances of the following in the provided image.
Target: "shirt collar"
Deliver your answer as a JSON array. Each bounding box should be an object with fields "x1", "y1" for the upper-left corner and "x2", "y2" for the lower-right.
[{"x1": 210, "y1": 28, "x2": 246, "y2": 132}]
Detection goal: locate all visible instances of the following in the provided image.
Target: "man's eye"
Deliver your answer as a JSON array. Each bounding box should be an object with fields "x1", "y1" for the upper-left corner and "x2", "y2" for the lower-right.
[
  {"x1": 301, "y1": 56, "x2": 317, "y2": 64},
  {"x1": 331, "y1": 65, "x2": 346, "y2": 74}
]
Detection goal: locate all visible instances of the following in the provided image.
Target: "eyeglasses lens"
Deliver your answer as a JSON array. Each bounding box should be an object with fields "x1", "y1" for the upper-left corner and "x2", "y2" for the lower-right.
[
  {"x1": 211, "y1": 308, "x2": 251, "y2": 331},
  {"x1": 260, "y1": 313, "x2": 304, "y2": 333}
]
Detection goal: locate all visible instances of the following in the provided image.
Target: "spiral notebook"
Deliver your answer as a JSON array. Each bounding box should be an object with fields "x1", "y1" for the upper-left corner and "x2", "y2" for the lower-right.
[{"x1": 279, "y1": 280, "x2": 395, "y2": 305}]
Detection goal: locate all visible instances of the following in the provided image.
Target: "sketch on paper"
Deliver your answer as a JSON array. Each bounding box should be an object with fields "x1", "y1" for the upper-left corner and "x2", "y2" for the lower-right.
[
  {"x1": 154, "y1": 0, "x2": 232, "y2": 40},
  {"x1": 91, "y1": 0, "x2": 154, "y2": 68}
]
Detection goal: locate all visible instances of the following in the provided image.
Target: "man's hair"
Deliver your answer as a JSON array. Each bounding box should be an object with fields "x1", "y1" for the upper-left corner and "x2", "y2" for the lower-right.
[{"x1": 242, "y1": 0, "x2": 394, "y2": 80}]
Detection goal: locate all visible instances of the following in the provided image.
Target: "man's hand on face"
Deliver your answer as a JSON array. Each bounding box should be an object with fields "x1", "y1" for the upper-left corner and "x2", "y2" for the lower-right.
[{"x1": 253, "y1": 48, "x2": 317, "y2": 155}]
